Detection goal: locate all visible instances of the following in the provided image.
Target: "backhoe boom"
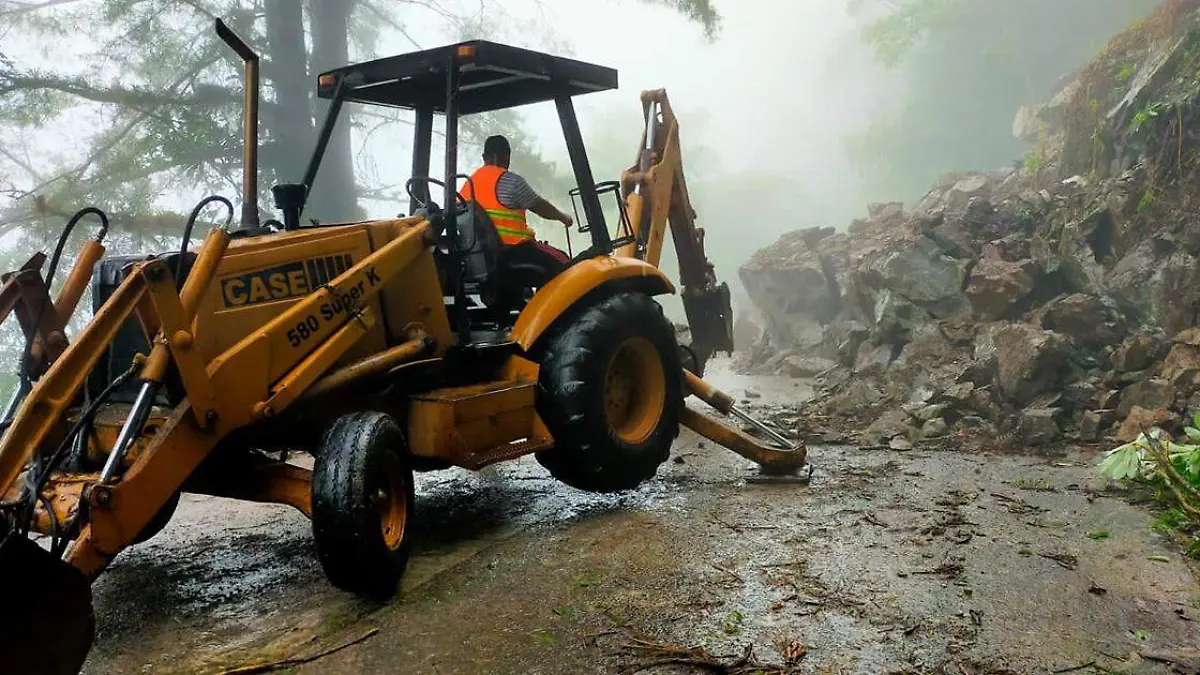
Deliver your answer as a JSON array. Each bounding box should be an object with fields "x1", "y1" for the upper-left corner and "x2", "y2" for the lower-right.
[{"x1": 618, "y1": 89, "x2": 734, "y2": 372}]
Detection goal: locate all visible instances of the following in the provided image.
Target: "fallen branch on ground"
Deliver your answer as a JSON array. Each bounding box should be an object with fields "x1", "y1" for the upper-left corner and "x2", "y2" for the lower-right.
[
  {"x1": 218, "y1": 628, "x2": 380, "y2": 675},
  {"x1": 619, "y1": 637, "x2": 797, "y2": 674},
  {"x1": 1051, "y1": 660, "x2": 1096, "y2": 673}
]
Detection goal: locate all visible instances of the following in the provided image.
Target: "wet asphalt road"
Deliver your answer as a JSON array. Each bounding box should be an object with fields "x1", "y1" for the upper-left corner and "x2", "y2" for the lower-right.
[{"x1": 81, "y1": 360, "x2": 1200, "y2": 675}]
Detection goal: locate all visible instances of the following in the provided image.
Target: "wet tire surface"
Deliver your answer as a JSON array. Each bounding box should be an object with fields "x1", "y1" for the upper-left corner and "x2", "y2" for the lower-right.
[{"x1": 535, "y1": 291, "x2": 683, "y2": 493}]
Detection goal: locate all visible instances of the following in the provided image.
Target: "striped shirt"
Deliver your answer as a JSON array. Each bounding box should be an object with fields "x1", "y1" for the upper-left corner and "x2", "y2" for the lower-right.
[{"x1": 494, "y1": 171, "x2": 541, "y2": 210}]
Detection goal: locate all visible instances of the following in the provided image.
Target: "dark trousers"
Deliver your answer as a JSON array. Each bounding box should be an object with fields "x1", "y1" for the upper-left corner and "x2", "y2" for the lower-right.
[{"x1": 487, "y1": 240, "x2": 570, "y2": 314}]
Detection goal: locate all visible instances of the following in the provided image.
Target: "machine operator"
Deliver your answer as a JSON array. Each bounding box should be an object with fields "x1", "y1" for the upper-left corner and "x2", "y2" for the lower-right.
[{"x1": 460, "y1": 135, "x2": 574, "y2": 264}]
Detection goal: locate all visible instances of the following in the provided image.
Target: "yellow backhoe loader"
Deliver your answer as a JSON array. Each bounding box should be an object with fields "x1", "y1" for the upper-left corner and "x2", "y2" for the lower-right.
[{"x1": 0, "y1": 20, "x2": 806, "y2": 674}]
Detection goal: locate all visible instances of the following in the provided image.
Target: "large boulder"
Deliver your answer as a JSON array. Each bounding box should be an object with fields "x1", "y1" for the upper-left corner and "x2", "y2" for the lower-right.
[
  {"x1": 1160, "y1": 328, "x2": 1200, "y2": 396},
  {"x1": 1111, "y1": 333, "x2": 1167, "y2": 373},
  {"x1": 944, "y1": 175, "x2": 992, "y2": 211},
  {"x1": 1105, "y1": 242, "x2": 1199, "y2": 332},
  {"x1": 1117, "y1": 378, "x2": 1175, "y2": 417},
  {"x1": 856, "y1": 237, "x2": 971, "y2": 319},
  {"x1": 1041, "y1": 293, "x2": 1127, "y2": 349},
  {"x1": 1106, "y1": 240, "x2": 1161, "y2": 324},
  {"x1": 854, "y1": 339, "x2": 896, "y2": 375},
  {"x1": 922, "y1": 213, "x2": 978, "y2": 259},
  {"x1": 1033, "y1": 208, "x2": 1113, "y2": 297},
  {"x1": 1156, "y1": 251, "x2": 1200, "y2": 336},
  {"x1": 964, "y1": 250, "x2": 1038, "y2": 320},
  {"x1": 1020, "y1": 408, "x2": 1063, "y2": 446},
  {"x1": 864, "y1": 409, "x2": 915, "y2": 446},
  {"x1": 884, "y1": 325, "x2": 967, "y2": 403},
  {"x1": 1080, "y1": 409, "x2": 1118, "y2": 442},
  {"x1": 975, "y1": 322, "x2": 1073, "y2": 406},
  {"x1": 739, "y1": 227, "x2": 844, "y2": 351},
  {"x1": 1115, "y1": 406, "x2": 1178, "y2": 442},
  {"x1": 862, "y1": 290, "x2": 933, "y2": 345},
  {"x1": 783, "y1": 355, "x2": 839, "y2": 378}
]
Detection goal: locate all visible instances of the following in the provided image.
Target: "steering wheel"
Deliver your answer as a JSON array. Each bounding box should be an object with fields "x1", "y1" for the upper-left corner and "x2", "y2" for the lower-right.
[{"x1": 405, "y1": 176, "x2": 471, "y2": 214}]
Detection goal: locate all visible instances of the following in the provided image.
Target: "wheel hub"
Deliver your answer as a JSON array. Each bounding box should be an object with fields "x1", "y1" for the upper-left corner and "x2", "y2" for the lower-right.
[
  {"x1": 603, "y1": 336, "x2": 666, "y2": 445},
  {"x1": 377, "y1": 454, "x2": 408, "y2": 550}
]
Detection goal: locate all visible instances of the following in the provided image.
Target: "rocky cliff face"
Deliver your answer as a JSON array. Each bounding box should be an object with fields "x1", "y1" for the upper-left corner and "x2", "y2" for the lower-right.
[{"x1": 737, "y1": 1, "x2": 1200, "y2": 450}]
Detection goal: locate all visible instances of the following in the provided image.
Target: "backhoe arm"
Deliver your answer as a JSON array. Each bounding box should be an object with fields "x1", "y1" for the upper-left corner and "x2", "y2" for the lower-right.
[{"x1": 618, "y1": 89, "x2": 733, "y2": 372}]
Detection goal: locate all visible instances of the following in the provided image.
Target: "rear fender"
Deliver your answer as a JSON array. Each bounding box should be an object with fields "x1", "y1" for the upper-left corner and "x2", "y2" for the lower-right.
[{"x1": 510, "y1": 255, "x2": 675, "y2": 351}]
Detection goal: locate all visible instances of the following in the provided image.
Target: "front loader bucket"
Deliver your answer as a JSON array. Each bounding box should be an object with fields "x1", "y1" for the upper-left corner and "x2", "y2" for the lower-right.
[{"x1": 0, "y1": 531, "x2": 96, "y2": 675}]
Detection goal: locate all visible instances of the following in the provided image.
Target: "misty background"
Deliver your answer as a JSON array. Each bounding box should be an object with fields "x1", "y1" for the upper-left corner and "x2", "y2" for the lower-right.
[{"x1": 0, "y1": 0, "x2": 1163, "y2": 391}]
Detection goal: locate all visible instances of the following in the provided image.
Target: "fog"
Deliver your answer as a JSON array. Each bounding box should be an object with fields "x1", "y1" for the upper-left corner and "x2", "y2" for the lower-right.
[
  {"x1": 362, "y1": 0, "x2": 886, "y2": 317},
  {"x1": 0, "y1": 1, "x2": 881, "y2": 284},
  {"x1": 510, "y1": 0, "x2": 874, "y2": 207},
  {"x1": 0, "y1": 0, "x2": 1155, "y2": 325}
]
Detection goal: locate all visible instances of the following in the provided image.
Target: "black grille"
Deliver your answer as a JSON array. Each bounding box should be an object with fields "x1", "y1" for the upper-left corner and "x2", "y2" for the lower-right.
[{"x1": 86, "y1": 252, "x2": 196, "y2": 404}]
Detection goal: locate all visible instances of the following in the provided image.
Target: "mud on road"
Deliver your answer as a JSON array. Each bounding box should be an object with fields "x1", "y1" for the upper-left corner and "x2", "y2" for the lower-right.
[{"x1": 83, "y1": 360, "x2": 1199, "y2": 675}]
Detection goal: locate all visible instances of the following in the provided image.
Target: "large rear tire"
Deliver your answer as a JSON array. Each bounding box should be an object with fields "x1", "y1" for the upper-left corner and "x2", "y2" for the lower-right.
[
  {"x1": 535, "y1": 292, "x2": 683, "y2": 492},
  {"x1": 312, "y1": 411, "x2": 414, "y2": 601}
]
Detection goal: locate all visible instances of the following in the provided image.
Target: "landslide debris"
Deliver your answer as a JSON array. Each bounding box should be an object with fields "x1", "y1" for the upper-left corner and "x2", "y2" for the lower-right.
[{"x1": 736, "y1": 1, "x2": 1200, "y2": 451}]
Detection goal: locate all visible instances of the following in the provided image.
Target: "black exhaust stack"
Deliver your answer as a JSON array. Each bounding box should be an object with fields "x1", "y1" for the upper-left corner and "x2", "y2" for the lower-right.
[{"x1": 215, "y1": 19, "x2": 261, "y2": 229}]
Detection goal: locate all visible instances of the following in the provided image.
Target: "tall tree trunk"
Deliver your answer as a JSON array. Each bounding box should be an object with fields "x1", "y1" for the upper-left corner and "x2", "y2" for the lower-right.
[
  {"x1": 308, "y1": 0, "x2": 360, "y2": 221},
  {"x1": 264, "y1": 0, "x2": 313, "y2": 191}
]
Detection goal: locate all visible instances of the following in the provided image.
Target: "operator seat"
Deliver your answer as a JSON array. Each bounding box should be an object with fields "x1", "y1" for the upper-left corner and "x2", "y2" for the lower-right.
[
  {"x1": 452, "y1": 201, "x2": 565, "y2": 322},
  {"x1": 456, "y1": 201, "x2": 503, "y2": 291}
]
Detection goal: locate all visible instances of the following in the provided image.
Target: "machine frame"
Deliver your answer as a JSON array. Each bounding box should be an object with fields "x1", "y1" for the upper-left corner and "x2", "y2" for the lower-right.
[{"x1": 0, "y1": 20, "x2": 805, "y2": 675}]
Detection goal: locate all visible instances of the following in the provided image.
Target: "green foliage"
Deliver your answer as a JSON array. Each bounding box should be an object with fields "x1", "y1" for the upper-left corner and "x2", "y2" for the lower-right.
[
  {"x1": 1022, "y1": 148, "x2": 1045, "y2": 175},
  {"x1": 1131, "y1": 100, "x2": 1167, "y2": 133},
  {"x1": 637, "y1": 0, "x2": 721, "y2": 41},
  {"x1": 1098, "y1": 423, "x2": 1200, "y2": 484},
  {"x1": 857, "y1": 0, "x2": 961, "y2": 68},
  {"x1": 846, "y1": 0, "x2": 1159, "y2": 204},
  {"x1": 1020, "y1": 122, "x2": 1054, "y2": 177},
  {"x1": 1098, "y1": 414, "x2": 1200, "y2": 553},
  {"x1": 1138, "y1": 186, "x2": 1157, "y2": 213},
  {"x1": 722, "y1": 609, "x2": 745, "y2": 635},
  {"x1": 1116, "y1": 59, "x2": 1139, "y2": 83}
]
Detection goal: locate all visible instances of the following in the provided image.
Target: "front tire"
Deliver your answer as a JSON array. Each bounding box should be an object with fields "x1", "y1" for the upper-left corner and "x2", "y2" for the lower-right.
[
  {"x1": 535, "y1": 292, "x2": 683, "y2": 492},
  {"x1": 312, "y1": 412, "x2": 414, "y2": 601}
]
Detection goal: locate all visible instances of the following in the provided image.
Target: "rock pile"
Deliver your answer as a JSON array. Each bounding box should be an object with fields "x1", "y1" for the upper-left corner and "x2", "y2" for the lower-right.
[
  {"x1": 736, "y1": 165, "x2": 1200, "y2": 449},
  {"x1": 735, "y1": 4, "x2": 1200, "y2": 450}
]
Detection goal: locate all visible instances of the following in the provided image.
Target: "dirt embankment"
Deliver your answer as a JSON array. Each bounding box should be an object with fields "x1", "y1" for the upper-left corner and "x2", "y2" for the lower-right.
[{"x1": 737, "y1": 1, "x2": 1200, "y2": 452}]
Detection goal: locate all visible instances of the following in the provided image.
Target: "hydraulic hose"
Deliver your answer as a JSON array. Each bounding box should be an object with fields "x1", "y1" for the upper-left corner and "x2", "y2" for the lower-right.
[
  {"x1": 45, "y1": 207, "x2": 109, "y2": 290},
  {"x1": 178, "y1": 196, "x2": 233, "y2": 290},
  {"x1": 1, "y1": 207, "x2": 111, "y2": 432}
]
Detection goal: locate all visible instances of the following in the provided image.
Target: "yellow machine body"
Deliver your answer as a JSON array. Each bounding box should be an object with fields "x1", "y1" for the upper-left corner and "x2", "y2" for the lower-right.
[
  {"x1": 194, "y1": 217, "x2": 453, "y2": 367},
  {"x1": 0, "y1": 23, "x2": 804, "y2": 675}
]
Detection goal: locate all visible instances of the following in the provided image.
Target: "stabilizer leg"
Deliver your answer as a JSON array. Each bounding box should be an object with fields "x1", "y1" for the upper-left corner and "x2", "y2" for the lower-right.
[{"x1": 680, "y1": 369, "x2": 808, "y2": 476}]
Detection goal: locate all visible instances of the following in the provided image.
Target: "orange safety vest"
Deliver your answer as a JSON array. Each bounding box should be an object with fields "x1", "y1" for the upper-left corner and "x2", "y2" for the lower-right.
[{"x1": 459, "y1": 165, "x2": 535, "y2": 245}]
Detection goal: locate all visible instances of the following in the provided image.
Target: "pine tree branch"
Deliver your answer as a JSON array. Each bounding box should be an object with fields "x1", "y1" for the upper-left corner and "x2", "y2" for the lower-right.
[
  {"x1": 0, "y1": 71, "x2": 239, "y2": 111},
  {"x1": 0, "y1": 145, "x2": 45, "y2": 184},
  {"x1": 0, "y1": 142, "x2": 239, "y2": 235},
  {"x1": 358, "y1": 1, "x2": 424, "y2": 49},
  {"x1": 0, "y1": 0, "x2": 91, "y2": 19}
]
